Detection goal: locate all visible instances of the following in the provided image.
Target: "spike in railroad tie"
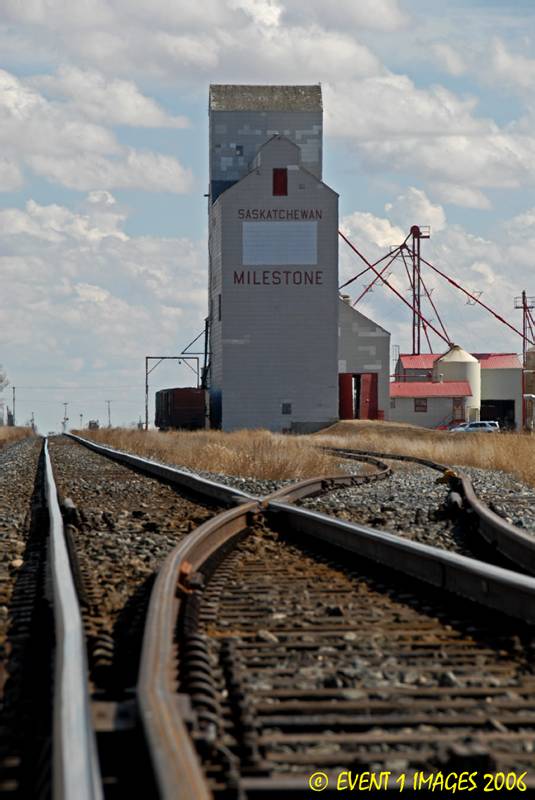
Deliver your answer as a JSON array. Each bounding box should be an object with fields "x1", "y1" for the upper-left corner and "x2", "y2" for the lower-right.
[{"x1": 177, "y1": 560, "x2": 194, "y2": 596}]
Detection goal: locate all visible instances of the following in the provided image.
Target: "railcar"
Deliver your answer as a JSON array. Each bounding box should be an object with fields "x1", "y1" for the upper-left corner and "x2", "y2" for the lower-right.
[{"x1": 155, "y1": 387, "x2": 206, "y2": 430}]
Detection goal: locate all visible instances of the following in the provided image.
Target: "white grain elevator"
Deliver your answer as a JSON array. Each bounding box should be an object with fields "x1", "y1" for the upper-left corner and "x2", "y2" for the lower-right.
[{"x1": 207, "y1": 84, "x2": 339, "y2": 432}]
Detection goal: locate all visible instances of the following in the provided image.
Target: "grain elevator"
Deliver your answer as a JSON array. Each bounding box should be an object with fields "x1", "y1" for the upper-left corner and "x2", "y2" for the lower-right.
[
  {"x1": 208, "y1": 85, "x2": 339, "y2": 432},
  {"x1": 207, "y1": 85, "x2": 389, "y2": 432}
]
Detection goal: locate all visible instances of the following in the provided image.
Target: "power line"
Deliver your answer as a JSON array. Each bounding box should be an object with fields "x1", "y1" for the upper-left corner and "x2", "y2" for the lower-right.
[{"x1": 12, "y1": 384, "x2": 145, "y2": 390}]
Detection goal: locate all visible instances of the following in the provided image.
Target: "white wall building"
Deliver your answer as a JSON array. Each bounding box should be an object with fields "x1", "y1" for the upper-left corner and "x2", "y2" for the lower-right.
[{"x1": 392, "y1": 348, "x2": 522, "y2": 429}]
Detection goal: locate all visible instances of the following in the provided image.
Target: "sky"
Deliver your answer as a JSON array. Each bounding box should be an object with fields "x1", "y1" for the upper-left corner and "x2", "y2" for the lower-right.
[{"x1": 1, "y1": 0, "x2": 534, "y2": 432}]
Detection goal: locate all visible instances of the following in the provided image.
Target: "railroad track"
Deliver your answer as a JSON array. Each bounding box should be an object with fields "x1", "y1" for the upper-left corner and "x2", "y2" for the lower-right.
[
  {"x1": 172, "y1": 520, "x2": 535, "y2": 797},
  {"x1": 2, "y1": 433, "x2": 535, "y2": 798},
  {"x1": 324, "y1": 447, "x2": 535, "y2": 575}
]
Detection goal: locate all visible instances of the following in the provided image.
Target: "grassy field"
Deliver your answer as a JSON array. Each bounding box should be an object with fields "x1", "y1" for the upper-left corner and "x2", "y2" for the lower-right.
[
  {"x1": 78, "y1": 420, "x2": 535, "y2": 487},
  {"x1": 76, "y1": 428, "x2": 342, "y2": 480},
  {"x1": 0, "y1": 427, "x2": 34, "y2": 448},
  {"x1": 312, "y1": 420, "x2": 535, "y2": 487}
]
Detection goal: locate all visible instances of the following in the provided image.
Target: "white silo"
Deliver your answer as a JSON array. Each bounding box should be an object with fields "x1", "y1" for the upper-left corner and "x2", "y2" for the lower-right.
[{"x1": 434, "y1": 344, "x2": 481, "y2": 421}]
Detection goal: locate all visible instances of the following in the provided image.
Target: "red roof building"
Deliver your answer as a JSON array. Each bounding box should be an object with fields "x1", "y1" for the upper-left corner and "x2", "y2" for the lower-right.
[
  {"x1": 471, "y1": 353, "x2": 522, "y2": 369},
  {"x1": 392, "y1": 350, "x2": 522, "y2": 429},
  {"x1": 390, "y1": 381, "x2": 472, "y2": 398},
  {"x1": 397, "y1": 352, "x2": 521, "y2": 375}
]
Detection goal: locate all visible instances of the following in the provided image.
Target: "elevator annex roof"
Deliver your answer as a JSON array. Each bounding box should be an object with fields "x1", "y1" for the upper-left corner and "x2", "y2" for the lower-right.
[
  {"x1": 390, "y1": 381, "x2": 472, "y2": 398},
  {"x1": 399, "y1": 353, "x2": 522, "y2": 370},
  {"x1": 209, "y1": 84, "x2": 322, "y2": 112}
]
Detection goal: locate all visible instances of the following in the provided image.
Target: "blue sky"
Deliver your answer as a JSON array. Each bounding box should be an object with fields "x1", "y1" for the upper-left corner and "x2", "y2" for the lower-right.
[{"x1": 1, "y1": 0, "x2": 534, "y2": 431}]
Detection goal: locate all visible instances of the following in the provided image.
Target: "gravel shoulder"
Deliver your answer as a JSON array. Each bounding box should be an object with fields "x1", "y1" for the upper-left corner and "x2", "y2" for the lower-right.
[
  {"x1": 0, "y1": 436, "x2": 41, "y2": 684},
  {"x1": 48, "y1": 436, "x2": 221, "y2": 690},
  {"x1": 0, "y1": 435, "x2": 43, "y2": 791},
  {"x1": 457, "y1": 465, "x2": 535, "y2": 532}
]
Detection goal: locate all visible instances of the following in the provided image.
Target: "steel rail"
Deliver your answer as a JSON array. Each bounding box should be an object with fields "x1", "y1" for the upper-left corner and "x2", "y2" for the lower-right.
[
  {"x1": 459, "y1": 474, "x2": 535, "y2": 574},
  {"x1": 138, "y1": 463, "x2": 535, "y2": 797},
  {"x1": 66, "y1": 433, "x2": 256, "y2": 506},
  {"x1": 329, "y1": 446, "x2": 535, "y2": 576},
  {"x1": 66, "y1": 431, "x2": 535, "y2": 580},
  {"x1": 266, "y1": 500, "x2": 535, "y2": 624},
  {"x1": 137, "y1": 502, "x2": 258, "y2": 800},
  {"x1": 44, "y1": 438, "x2": 103, "y2": 800},
  {"x1": 327, "y1": 445, "x2": 450, "y2": 473},
  {"x1": 67, "y1": 434, "x2": 391, "y2": 506},
  {"x1": 64, "y1": 436, "x2": 535, "y2": 788}
]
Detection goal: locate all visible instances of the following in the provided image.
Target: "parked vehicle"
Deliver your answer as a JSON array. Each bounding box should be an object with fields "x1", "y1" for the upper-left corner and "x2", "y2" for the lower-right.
[{"x1": 450, "y1": 421, "x2": 499, "y2": 433}]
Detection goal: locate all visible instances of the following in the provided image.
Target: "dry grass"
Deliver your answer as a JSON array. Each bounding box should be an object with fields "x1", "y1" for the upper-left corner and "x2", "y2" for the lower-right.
[
  {"x1": 76, "y1": 428, "x2": 342, "y2": 481},
  {"x1": 0, "y1": 427, "x2": 34, "y2": 448},
  {"x1": 78, "y1": 419, "x2": 535, "y2": 488},
  {"x1": 310, "y1": 420, "x2": 535, "y2": 488}
]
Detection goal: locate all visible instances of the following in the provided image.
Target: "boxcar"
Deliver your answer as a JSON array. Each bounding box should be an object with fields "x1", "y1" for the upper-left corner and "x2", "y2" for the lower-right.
[{"x1": 155, "y1": 387, "x2": 206, "y2": 430}]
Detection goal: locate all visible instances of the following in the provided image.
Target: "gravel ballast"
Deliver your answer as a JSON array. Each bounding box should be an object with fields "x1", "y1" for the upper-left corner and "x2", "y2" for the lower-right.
[
  {"x1": 296, "y1": 462, "x2": 471, "y2": 553},
  {"x1": 458, "y1": 465, "x2": 535, "y2": 532},
  {"x1": 0, "y1": 435, "x2": 43, "y2": 792},
  {"x1": 47, "y1": 436, "x2": 221, "y2": 690},
  {"x1": 296, "y1": 457, "x2": 535, "y2": 556}
]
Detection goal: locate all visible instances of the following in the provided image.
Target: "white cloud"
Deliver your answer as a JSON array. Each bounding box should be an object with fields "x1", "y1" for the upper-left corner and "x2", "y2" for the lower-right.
[
  {"x1": 229, "y1": 0, "x2": 282, "y2": 27},
  {"x1": 0, "y1": 69, "x2": 192, "y2": 193},
  {"x1": 280, "y1": 0, "x2": 408, "y2": 32},
  {"x1": 325, "y1": 74, "x2": 535, "y2": 193},
  {"x1": 33, "y1": 66, "x2": 189, "y2": 128},
  {"x1": 0, "y1": 195, "x2": 207, "y2": 427},
  {"x1": 431, "y1": 183, "x2": 491, "y2": 210},
  {"x1": 341, "y1": 212, "x2": 405, "y2": 250},
  {"x1": 340, "y1": 192, "x2": 528, "y2": 355},
  {"x1": 1, "y1": 0, "x2": 116, "y2": 28},
  {"x1": 0, "y1": 195, "x2": 128, "y2": 242},
  {"x1": 325, "y1": 76, "x2": 485, "y2": 140},
  {"x1": 385, "y1": 188, "x2": 446, "y2": 233},
  {"x1": 431, "y1": 43, "x2": 466, "y2": 77},
  {"x1": 29, "y1": 149, "x2": 193, "y2": 193},
  {"x1": 506, "y1": 207, "x2": 535, "y2": 231},
  {"x1": 87, "y1": 190, "x2": 116, "y2": 205},
  {"x1": 0, "y1": 0, "x2": 383, "y2": 83},
  {"x1": 75, "y1": 283, "x2": 111, "y2": 302},
  {"x1": 490, "y1": 38, "x2": 535, "y2": 92},
  {"x1": 0, "y1": 157, "x2": 23, "y2": 190}
]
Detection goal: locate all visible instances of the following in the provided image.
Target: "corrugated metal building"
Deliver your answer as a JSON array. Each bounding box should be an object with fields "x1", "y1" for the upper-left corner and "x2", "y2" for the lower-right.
[
  {"x1": 338, "y1": 297, "x2": 390, "y2": 421},
  {"x1": 207, "y1": 84, "x2": 390, "y2": 432}
]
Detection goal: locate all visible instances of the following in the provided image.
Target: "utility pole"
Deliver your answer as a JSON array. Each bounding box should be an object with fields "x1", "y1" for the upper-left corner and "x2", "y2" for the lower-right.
[
  {"x1": 106, "y1": 400, "x2": 111, "y2": 428},
  {"x1": 514, "y1": 291, "x2": 535, "y2": 429},
  {"x1": 410, "y1": 225, "x2": 430, "y2": 355},
  {"x1": 62, "y1": 402, "x2": 69, "y2": 434},
  {"x1": 12, "y1": 386, "x2": 15, "y2": 427},
  {"x1": 31, "y1": 412, "x2": 35, "y2": 433}
]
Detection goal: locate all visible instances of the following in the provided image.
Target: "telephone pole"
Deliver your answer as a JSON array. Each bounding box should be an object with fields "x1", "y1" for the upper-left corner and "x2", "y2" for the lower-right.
[
  {"x1": 12, "y1": 387, "x2": 15, "y2": 427},
  {"x1": 106, "y1": 400, "x2": 112, "y2": 428}
]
